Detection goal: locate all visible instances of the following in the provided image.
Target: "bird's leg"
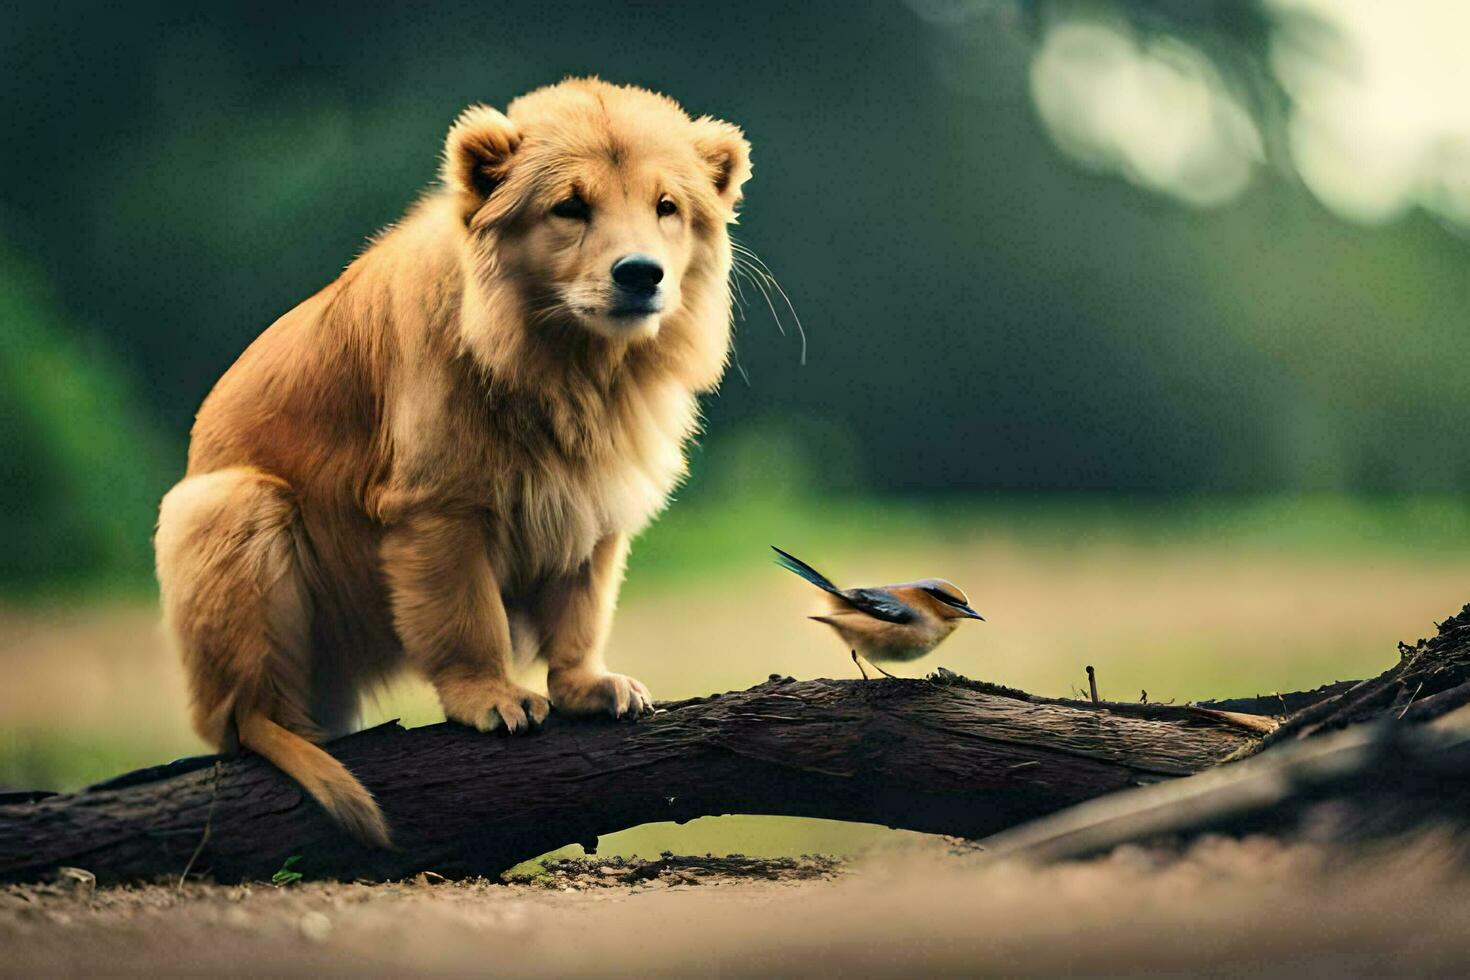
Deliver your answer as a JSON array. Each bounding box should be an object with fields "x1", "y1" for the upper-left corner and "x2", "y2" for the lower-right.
[
  {"x1": 864, "y1": 655, "x2": 899, "y2": 680},
  {"x1": 853, "y1": 650, "x2": 898, "y2": 680}
]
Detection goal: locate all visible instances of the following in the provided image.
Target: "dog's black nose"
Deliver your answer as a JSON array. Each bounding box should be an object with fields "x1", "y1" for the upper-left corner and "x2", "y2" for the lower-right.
[{"x1": 611, "y1": 254, "x2": 664, "y2": 293}]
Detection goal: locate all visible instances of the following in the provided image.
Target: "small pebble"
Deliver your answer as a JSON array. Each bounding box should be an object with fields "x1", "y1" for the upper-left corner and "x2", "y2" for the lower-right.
[
  {"x1": 298, "y1": 910, "x2": 332, "y2": 943},
  {"x1": 56, "y1": 868, "x2": 95, "y2": 900}
]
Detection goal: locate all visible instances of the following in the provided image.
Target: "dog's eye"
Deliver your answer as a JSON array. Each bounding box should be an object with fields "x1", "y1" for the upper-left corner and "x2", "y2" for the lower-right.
[
  {"x1": 656, "y1": 196, "x2": 678, "y2": 218},
  {"x1": 550, "y1": 195, "x2": 590, "y2": 220}
]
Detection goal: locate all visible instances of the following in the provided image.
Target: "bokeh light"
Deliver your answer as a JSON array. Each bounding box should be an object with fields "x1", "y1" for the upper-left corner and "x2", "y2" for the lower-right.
[
  {"x1": 1270, "y1": 0, "x2": 1470, "y2": 228},
  {"x1": 1029, "y1": 14, "x2": 1262, "y2": 208}
]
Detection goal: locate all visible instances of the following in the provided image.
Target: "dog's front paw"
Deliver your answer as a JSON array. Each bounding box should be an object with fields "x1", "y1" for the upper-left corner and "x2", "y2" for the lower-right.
[
  {"x1": 437, "y1": 675, "x2": 550, "y2": 734},
  {"x1": 548, "y1": 669, "x2": 653, "y2": 719}
]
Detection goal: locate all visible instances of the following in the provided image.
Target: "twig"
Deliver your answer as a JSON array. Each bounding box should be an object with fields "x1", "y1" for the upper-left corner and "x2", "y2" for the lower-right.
[
  {"x1": 1086, "y1": 666, "x2": 1099, "y2": 705},
  {"x1": 1398, "y1": 681, "x2": 1426, "y2": 720},
  {"x1": 177, "y1": 761, "x2": 223, "y2": 889}
]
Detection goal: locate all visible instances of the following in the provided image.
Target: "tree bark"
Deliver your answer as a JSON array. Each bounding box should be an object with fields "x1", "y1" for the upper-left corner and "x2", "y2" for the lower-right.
[
  {"x1": 1, "y1": 675, "x2": 1262, "y2": 884},
  {"x1": 985, "y1": 602, "x2": 1470, "y2": 861},
  {"x1": 4, "y1": 603, "x2": 1466, "y2": 885}
]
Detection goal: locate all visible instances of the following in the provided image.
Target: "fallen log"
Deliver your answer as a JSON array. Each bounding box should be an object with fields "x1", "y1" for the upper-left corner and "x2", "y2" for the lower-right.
[
  {"x1": 1, "y1": 675, "x2": 1263, "y2": 884},
  {"x1": 983, "y1": 704, "x2": 1470, "y2": 864},
  {"x1": 5, "y1": 603, "x2": 1466, "y2": 885},
  {"x1": 985, "y1": 602, "x2": 1470, "y2": 861}
]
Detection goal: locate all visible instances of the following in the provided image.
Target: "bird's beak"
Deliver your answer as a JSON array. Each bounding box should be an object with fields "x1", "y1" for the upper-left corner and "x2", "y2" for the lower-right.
[{"x1": 956, "y1": 603, "x2": 985, "y2": 621}]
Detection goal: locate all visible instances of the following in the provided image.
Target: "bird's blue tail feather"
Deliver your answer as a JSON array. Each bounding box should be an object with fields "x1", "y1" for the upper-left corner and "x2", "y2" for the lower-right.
[{"x1": 771, "y1": 546, "x2": 839, "y2": 594}]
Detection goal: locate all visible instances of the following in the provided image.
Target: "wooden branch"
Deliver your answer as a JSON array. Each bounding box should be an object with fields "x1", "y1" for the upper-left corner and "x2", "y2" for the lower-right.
[
  {"x1": 985, "y1": 603, "x2": 1470, "y2": 861},
  {"x1": 7, "y1": 603, "x2": 1466, "y2": 885},
  {"x1": 0, "y1": 676, "x2": 1262, "y2": 884},
  {"x1": 983, "y1": 705, "x2": 1470, "y2": 864}
]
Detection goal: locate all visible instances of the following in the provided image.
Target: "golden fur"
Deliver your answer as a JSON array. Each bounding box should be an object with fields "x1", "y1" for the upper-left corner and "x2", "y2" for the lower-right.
[{"x1": 154, "y1": 78, "x2": 751, "y2": 845}]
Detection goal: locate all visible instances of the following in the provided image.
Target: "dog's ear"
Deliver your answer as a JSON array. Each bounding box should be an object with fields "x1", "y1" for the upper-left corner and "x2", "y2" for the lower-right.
[
  {"x1": 442, "y1": 104, "x2": 520, "y2": 203},
  {"x1": 691, "y1": 116, "x2": 752, "y2": 214}
]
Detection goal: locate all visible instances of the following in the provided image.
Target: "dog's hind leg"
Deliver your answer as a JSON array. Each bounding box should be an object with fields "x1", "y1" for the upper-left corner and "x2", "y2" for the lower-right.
[{"x1": 155, "y1": 466, "x2": 388, "y2": 846}]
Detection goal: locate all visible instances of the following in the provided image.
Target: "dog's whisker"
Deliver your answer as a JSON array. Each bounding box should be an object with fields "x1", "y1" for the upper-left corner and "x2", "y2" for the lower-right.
[
  {"x1": 729, "y1": 258, "x2": 762, "y2": 312},
  {"x1": 735, "y1": 260, "x2": 789, "y2": 340},
  {"x1": 728, "y1": 267, "x2": 751, "y2": 321},
  {"x1": 729, "y1": 340, "x2": 752, "y2": 386},
  {"x1": 731, "y1": 259, "x2": 765, "y2": 304},
  {"x1": 731, "y1": 245, "x2": 806, "y2": 366},
  {"x1": 526, "y1": 304, "x2": 567, "y2": 328},
  {"x1": 734, "y1": 259, "x2": 798, "y2": 358},
  {"x1": 732, "y1": 241, "x2": 807, "y2": 366}
]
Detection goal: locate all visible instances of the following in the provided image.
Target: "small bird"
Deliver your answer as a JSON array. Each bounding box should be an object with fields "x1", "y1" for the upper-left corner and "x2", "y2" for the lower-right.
[{"x1": 772, "y1": 546, "x2": 984, "y2": 679}]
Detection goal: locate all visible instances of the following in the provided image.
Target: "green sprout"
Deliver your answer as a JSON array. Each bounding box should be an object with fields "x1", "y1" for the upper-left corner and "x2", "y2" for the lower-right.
[{"x1": 271, "y1": 854, "x2": 304, "y2": 887}]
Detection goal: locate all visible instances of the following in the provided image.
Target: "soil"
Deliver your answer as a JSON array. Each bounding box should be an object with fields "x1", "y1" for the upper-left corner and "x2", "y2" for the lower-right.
[{"x1": 6, "y1": 837, "x2": 1470, "y2": 977}]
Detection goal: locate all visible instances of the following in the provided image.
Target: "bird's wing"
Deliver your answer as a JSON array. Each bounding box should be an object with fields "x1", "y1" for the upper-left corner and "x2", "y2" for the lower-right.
[{"x1": 837, "y1": 587, "x2": 918, "y2": 624}]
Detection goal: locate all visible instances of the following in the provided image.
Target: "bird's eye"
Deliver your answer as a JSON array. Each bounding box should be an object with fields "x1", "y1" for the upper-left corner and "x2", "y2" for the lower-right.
[
  {"x1": 656, "y1": 196, "x2": 678, "y2": 218},
  {"x1": 550, "y1": 195, "x2": 590, "y2": 220}
]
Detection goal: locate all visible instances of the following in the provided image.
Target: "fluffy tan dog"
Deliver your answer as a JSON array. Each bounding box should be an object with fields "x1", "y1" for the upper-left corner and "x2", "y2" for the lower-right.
[{"x1": 154, "y1": 78, "x2": 750, "y2": 845}]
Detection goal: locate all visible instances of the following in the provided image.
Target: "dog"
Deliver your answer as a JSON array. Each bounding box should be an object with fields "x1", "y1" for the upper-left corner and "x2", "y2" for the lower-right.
[{"x1": 154, "y1": 78, "x2": 750, "y2": 845}]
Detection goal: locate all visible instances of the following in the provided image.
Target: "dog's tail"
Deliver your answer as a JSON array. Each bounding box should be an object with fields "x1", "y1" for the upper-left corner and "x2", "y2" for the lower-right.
[
  {"x1": 771, "y1": 546, "x2": 841, "y2": 595},
  {"x1": 236, "y1": 710, "x2": 391, "y2": 848}
]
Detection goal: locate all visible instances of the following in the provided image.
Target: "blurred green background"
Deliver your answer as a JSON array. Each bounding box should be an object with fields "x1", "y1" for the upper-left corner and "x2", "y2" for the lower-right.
[{"x1": 3, "y1": 0, "x2": 1469, "y2": 860}]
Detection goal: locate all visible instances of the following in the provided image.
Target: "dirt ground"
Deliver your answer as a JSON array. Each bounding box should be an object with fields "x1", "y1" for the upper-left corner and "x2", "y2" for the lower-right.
[{"x1": 6, "y1": 836, "x2": 1470, "y2": 977}]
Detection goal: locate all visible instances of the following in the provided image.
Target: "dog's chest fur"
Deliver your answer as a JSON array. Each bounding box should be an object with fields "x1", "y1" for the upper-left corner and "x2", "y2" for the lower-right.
[{"x1": 385, "y1": 352, "x2": 699, "y2": 581}]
